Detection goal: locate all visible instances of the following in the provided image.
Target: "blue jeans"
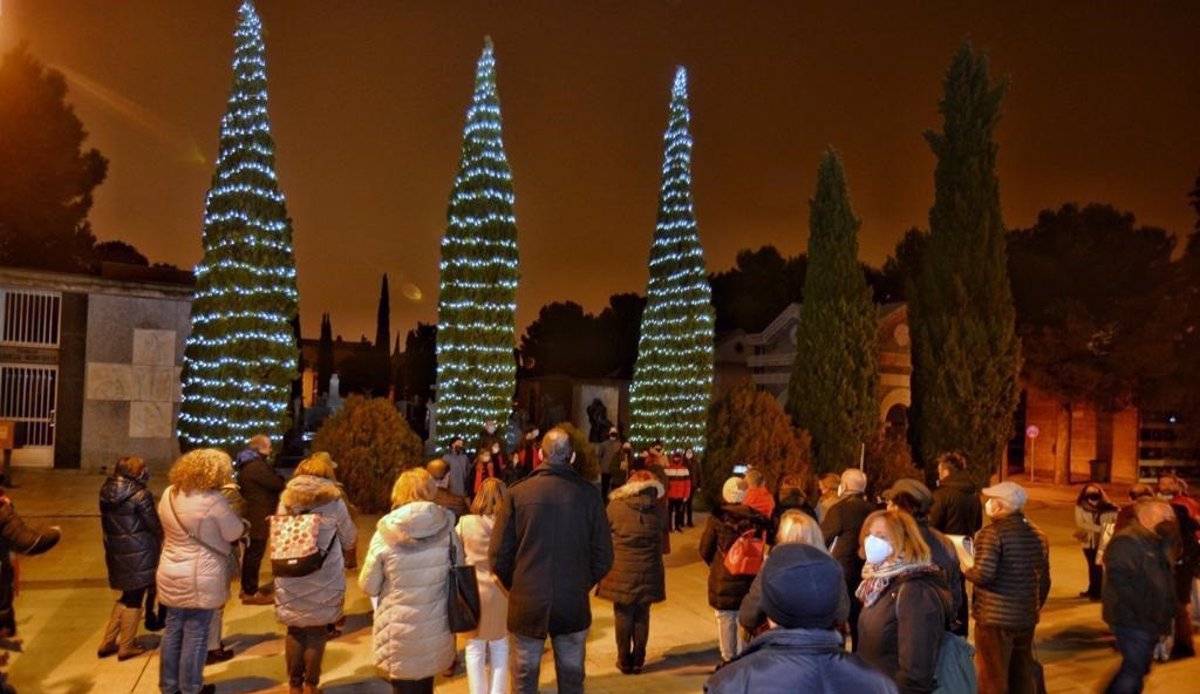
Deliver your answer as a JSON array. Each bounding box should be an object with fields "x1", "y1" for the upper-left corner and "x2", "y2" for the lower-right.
[
  {"x1": 159, "y1": 607, "x2": 214, "y2": 694},
  {"x1": 1106, "y1": 627, "x2": 1157, "y2": 694},
  {"x1": 511, "y1": 629, "x2": 587, "y2": 694}
]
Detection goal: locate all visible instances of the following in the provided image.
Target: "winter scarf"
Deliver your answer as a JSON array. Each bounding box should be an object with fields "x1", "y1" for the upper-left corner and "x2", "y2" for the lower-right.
[
  {"x1": 855, "y1": 560, "x2": 940, "y2": 608},
  {"x1": 1079, "y1": 495, "x2": 1118, "y2": 525}
]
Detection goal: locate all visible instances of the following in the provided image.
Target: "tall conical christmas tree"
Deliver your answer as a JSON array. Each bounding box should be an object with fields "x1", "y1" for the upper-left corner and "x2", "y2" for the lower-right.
[
  {"x1": 909, "y1": 43, "x2": 1020, "y2": 483},
  {"x1": 787, "y1": 149, "x2": 879, "y2": 473},
  {"x1": 434, "y1": 37, "x2": 519, "y2": 449},
  {"x1": 629, "y1": 67, "x2": 714, "y2": 454},
  {"x1": 179, "y1": 0, "x2": 299, "y2": 451}
]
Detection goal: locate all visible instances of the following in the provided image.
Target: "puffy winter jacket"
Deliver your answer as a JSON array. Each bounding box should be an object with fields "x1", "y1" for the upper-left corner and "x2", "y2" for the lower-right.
[
  {"x1": 99, "y1": 474, "x2": 162, "y2": 591},
  {"x1": 705, "y1": 627, "x2": 898, "y2": 694},
  {"x1": 1102, "y1": 521, "x2": 1175, "y2": 635},
  {"x1": 964, "y1": 512, "x2": 1050, "y2": 629},
  {"x1": 929, "y1": 470, "x2": 982, "y2": 537},
  {"x1": 156, "y1": 487, "x2": 246, "y2": 609},
  {"x1": 597, "y1": 478, "x2": 665, "y2": 606},
  {"x1": 360, "y1": 501, "x2": 459, "y2": 681},
  {"x1": 699, "y1": 504, "x2": 772, "y2": 610},
  {"x1": 856, "y1": 568, "x2": 953, "y2": 694},
  {"x1": 273, "y1": 475, "x2": 357, "y2": 627},
  {"x1": 665, "y1": 458, "x2": 692, "y2": 501}
]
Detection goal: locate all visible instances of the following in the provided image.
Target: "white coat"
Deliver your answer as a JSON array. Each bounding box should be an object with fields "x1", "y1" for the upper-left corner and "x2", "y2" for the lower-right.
[{"x1": 156, "y1": 486, "x2": 245, "y2": 610}]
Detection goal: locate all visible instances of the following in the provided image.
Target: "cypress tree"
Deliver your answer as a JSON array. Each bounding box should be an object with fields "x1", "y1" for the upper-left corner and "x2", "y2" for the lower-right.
[
  {"x1": 909, "y1": 43, "x2": 1020, "y2": 483},
  {"x1": 434, "y1": 37, "x2": 519, "y2": 448},
  {"x1": 629, "y1": 67, "x2": 715, "y2": 454},
  {"x1": 317, "y1": 313, "x2": 333, "y2": 396},
  {"x1": 179, "y1": 0, "x2": 299, "y2": 451},
  {"x1": 375, "y1": 273, "x2": 391, "y2": 353},
  {"x1": 787, "y1": 149, "x2": 879, "y2": 472}
]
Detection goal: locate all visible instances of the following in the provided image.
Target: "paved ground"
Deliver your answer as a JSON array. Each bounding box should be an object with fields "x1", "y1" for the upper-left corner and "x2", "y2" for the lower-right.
[{"x1": 3, "y1": 469, "x2": 1198, "y2": 693}]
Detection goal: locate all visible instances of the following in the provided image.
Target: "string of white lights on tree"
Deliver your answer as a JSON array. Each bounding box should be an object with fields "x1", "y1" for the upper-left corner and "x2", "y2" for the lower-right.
[
  {"x1": 179, "y1": 0, "x2": 299, "y2": 452},
  {"x1": 629, "y1": 67, "x2": 715, "y2": 455},
  {"x1": 434, "y1": 36, "x2": 520, "y2": 450}
]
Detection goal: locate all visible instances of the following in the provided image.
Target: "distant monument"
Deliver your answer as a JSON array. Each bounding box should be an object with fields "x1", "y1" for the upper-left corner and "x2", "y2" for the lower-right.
[{"x1": 327, "y1": 374, "x2": 343, "y2": 413}]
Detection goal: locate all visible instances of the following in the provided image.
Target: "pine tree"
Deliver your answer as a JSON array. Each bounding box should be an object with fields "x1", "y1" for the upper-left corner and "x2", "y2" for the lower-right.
[
  {"x1": 375, "y1": 273, "x2": 391, "y2": 353},
  {"x1": 909, "y1": 43, "x2": 1020, "y2": 483},
  {"x1": 317, "y1": 313, "x2": 333, "y2": 396},
  {"x1": 434, "y1": 37, "x2": 519, "y2": 449},
  {"x1": 179, "y1": 0, "x2": 299, "y2": 451},
  {"x1": 629, "y1": 67, "x2": 715, "y2": 454},
  {"x1": 787, "y1": 149, "x2": 879, "y2": 473}
]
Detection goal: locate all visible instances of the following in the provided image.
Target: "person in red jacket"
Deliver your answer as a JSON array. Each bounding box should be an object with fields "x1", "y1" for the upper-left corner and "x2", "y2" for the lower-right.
[
  {"x1": 665, "y1": 452, "x2": 692, "y2": 533},
  {"x1": 743, "y1": 469, "x2": 776, "y2": 518}
]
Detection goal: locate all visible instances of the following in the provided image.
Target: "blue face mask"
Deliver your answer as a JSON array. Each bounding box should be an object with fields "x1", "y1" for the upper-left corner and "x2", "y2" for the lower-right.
[{"x1": 864, "y1": 535, "x2": 894, "y2": 565}]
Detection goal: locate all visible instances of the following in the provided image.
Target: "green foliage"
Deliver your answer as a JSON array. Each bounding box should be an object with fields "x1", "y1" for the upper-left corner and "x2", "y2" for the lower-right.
[
  {"x1": 863, "y1": 432, "x2": 922, "y2": 501},
  {"x1": 179, "y1": 2, "x2": 299, "y2": 451},
  {"x1": 704, "y1": 381, "x2": 812, "y2": 507},
  {"x1": 0, "y1": 43, "x2": 108, "y2": 272},
  {"x1": 435, "y1": 37, "x2": 519, "y2": 449},
  {"x1": 629, "y1": 68, "x2": 715, "y2": 454},
  {"x1": 709, "y1": 246, "x2": 807, "y2": 333},
  {"x1": 313, "y1": 395, "x2": 424, "y2": 513},
  {"x1": 787, "y1": 149, "x2": 880, "y2": 473},
  {"x1": 909, "y1": 43, "x2": 1021, "y2": 485},
  {"x1": 518, "y1": 294, "x2": 646, "y2": 379},
  {"x1": 555, "y1": 421, "x2": 600, "y2": 482}
]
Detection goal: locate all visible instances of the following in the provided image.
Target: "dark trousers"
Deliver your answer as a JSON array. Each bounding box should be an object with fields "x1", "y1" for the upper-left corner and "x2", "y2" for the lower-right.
[
  {"x1": 512, "y1": 629, "x2": 587, "y2": 694},
  {"x1": 285, "y1": 625, "x2": 327, "y2": 687},
  {"x1": 601, "y1": 473, "x2": 612, "y2": 502},
  {"x1": 846, "y1": 578, "x2": 862, "y2": 652},
  {"x1": 390, "y1": 677, "x2": 433, "y2": 693},
  {"x1": 1106, "y1": 627, "x2": 1156, "y2": 694},
  {"x1": 951, "y1": 574, "x2": 970, "y2": 637},
  {"x1": 975, "y1": 623, "x2": 1038, "y2": 694},
  {"x1": 118, "y1": 587, "x2": 148, "y2": 609},
  {"x1": 669, "y1": 499, "x2": 686, "y2": 531},
  {"x1": 685, "y1": 494, "x2": 695, "y2": 526},
  {"x1": 241, "y1": 537, "x2": 268, "y2": 595},
  {"x1": 1084, "y1": 548, "x2": 1103, "y2": 597},
  {"x1": 1172, "y1": 603, "x2": 1195, "y2": 658},
  {"x1": 614, "y1": 603, "x2": 651, "y2": 668}
]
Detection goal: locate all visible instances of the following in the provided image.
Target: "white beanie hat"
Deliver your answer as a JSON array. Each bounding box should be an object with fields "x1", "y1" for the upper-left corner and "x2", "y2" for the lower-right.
[{"x1": 723, "y1": 476, "x2": 748, "y2": 504}]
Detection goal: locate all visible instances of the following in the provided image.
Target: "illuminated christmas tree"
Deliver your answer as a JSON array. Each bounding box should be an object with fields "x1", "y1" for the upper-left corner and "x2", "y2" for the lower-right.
[
  {"x1": 434, "y1": 37, "x2": 519, "y2": 449},
  {"x1": 179, "y1": 0, "x2": 299, "y2": 451},
  {"x1": 629, "y1": 67, "x2": 714, "y2": 454}
]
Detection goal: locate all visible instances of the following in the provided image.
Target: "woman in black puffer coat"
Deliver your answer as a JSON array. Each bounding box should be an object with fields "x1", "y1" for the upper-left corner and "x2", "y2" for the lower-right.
[
  {"x1": 97, "y1": 456, "x2": 163, "y2": 660},
  {"x1": 699, "y1": 477, "x2": 772, "y2": 666},
  {"x1": 596, "y1": 471, "x2": 666, "y2": 674}
]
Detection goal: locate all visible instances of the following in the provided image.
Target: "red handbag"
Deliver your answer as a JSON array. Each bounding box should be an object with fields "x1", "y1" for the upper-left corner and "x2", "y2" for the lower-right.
[{"x1": 722, "y1": 529, "x2": 767, "y2": 576}]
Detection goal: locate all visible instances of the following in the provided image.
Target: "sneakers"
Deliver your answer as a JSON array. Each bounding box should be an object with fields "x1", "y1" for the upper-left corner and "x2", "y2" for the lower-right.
[{"x1": 206, "y1": 647, "x2": 234, "y2": 664}]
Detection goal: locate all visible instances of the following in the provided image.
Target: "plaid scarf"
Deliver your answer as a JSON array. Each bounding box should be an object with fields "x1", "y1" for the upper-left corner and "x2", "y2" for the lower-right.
[{"x1": 855, "y1": 560, "x2": 940, "y2": 608}]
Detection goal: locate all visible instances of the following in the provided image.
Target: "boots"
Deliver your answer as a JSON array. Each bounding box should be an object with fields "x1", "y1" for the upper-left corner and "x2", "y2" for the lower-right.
[
  {"x1": 97, "y1": 603, "x2": 122, "y2": 658},
  {"x1": 116, "y1": 607, "x2": 146, "y2": 661},
  {"x1": 302, "y1": 685, "x2": 318, "y2": 694}
]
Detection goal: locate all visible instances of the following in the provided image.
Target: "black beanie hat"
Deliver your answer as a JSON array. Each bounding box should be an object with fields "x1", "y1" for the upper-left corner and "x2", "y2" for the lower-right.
[{"x1": 760, "y1": 543, "x2": 848, "y2": 630}]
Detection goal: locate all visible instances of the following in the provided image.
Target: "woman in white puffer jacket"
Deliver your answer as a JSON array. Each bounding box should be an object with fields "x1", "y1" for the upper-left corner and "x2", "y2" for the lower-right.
[{"x1": 360, "y1": 467, "x2": 461, "y2": 694}]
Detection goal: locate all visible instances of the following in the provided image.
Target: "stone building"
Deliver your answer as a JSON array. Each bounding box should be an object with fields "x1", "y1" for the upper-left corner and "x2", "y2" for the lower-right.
[{"x1": 0, "y1": 266, "x2": 192, "y2": 471}]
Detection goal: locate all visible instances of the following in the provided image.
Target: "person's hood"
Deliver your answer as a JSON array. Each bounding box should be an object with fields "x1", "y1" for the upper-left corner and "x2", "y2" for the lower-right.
[
  {"x1": 280, "y1": 474, "x2": 342, "y2": 511},
  {"x1": 609, "y1": 477, "x2": 663, "y2": 503},
  {"x1": 100, "y1": 474, "x2": 144, "y2": 506},
  {"x1": 376, "y1": 500, "x2": 454, "y2": 547},
  {"x1": 718, "y1": 503, "x2": 765, "y2": 521},
  {"x1": 941, "y1": 469, "x2": 978, "y2": 494},
  {"x1": 235, "y1": 447, "x2": 263, "y2": 467}
]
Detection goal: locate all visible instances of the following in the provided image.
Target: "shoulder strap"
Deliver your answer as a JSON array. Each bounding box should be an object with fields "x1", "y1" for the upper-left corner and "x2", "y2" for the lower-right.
[{"x1": 167, "y1": 490, "x2": 232, "y2": 560}]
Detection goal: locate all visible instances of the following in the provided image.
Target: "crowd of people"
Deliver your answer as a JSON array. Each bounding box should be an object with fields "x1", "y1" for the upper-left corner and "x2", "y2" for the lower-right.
[{"x1": 31, "y1": 423, "x2": 1190, "y2": 694}]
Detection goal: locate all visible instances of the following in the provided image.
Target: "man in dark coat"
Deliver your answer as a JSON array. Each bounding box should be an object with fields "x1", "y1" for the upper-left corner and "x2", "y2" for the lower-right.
[
  {"x1": 443, "y1": 437, "x2": 471, "y2": 497},
  {"x1": 1103, "y1": 500, "x2": 1177, "y2": 694},
  {"x1": 929, "y1": 452, "x2": 983, "y2": 537},
  {"x1": 705, "y1": 543, "x2": 897, "y2": 694},
  {"x1": 965, "y1": 482, "x2": 1051, "y2": 694},
  {"x1": 883, "y1": 478, "x2": 965, "y2": 634},
  {"x1": 490, "y1": 427, "x2": 614, "y2": 694},
  {"x1": 426, "y1": 458, "x2": 469, "y2": 521},
  {"x1": 820, "y1": 467, "x2": 874, "y2": 651},
  {"x1": 235, "y1": 434, "x2": 284, "y2": 604}
]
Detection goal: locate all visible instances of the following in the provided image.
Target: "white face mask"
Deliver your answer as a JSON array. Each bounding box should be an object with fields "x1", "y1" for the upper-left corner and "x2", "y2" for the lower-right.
[
  {"x1": 864, "y1": 535, "x2": 893, "y2": 565},
  {"x1": 836, "y1": 485, "x2": 845, "y2": 497}
]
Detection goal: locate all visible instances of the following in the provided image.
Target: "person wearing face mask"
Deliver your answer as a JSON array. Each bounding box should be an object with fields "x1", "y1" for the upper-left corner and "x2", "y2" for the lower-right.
[
  {"x1": 854, "y1": 509, "x2": 953, "y2": 694},
  {"x1": 820, "y1": 468, "x2": 875, "y2": 651},
  {"x1": 597, "y1": 427, "x2": 622, "y2": 501},
  {"x1": 1074, "y1": 485, "x2": 1118, "y2": 601},
  {"x1": 97, "y1": 456, "x2": 163, "y2": 660},
  {"x1": 1102, "y1": 499, "x2": 1177, "y2": 694},
  {"x1": 472, "y1": 450, "x2": 498, "y2": 498},
  {"x1": 964, "y1": 481, "x2": 1050, "y2": 694},
  {"x1": 444, "y1": 437, "x2": 471, "y2": 498},
  {"x1": 1154, "y1": 476, "x2": 1200, "y2": 660}
]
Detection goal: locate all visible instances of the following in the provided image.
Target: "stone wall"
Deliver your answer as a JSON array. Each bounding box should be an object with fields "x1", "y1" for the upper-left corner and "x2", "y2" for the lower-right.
[{"x1": 1023, "y1": 385, "x2": 1140, "y2": 483}]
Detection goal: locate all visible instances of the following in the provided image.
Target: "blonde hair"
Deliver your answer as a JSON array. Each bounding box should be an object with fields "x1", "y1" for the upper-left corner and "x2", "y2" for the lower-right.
[
  {"x1": 296, "y1": 451, "x2": 337, "y2": 480},
  {"x1": 776, "y1": 509, "x2": 826, "y2": 549},
  {"x1": 471, "y1": 477, "x2": 508, "y2": 517},
  {"x1": 860, "y1": 509, "x2": 931, "y2": 563},
  {"x1": 391, "y1": 468, "x2": 435, "y2": 508},
  {"x1": 169, "y1": 448, "x2": 233, "y2": 493}
]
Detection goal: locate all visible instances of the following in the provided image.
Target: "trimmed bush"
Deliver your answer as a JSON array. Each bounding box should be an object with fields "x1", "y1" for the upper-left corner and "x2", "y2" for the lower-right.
[{"x1": 312, "y1": 395, "x2": 424, "y2": 513}]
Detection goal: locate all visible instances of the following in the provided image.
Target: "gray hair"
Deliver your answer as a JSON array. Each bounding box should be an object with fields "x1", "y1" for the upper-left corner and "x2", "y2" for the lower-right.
[{"x1": 541, "y1": 427, "x2": 573, "y2": 465}]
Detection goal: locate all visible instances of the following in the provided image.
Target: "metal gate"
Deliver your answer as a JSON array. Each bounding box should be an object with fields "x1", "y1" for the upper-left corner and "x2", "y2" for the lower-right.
[{"x1": 0, "y1": 365, "x2": 57, "y2": 450}]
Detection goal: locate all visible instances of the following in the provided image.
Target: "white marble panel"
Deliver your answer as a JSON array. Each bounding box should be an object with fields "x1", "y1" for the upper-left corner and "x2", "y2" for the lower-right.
[
  {"x1": 133, "y1": 329, "x2": 177, "y2": 367},
  {"x1": 86, "y1": 363, "x2": 135, "y2": 401},
  {"x1": 129, "y1": 401, "x2": 173, "y2": 438}
]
